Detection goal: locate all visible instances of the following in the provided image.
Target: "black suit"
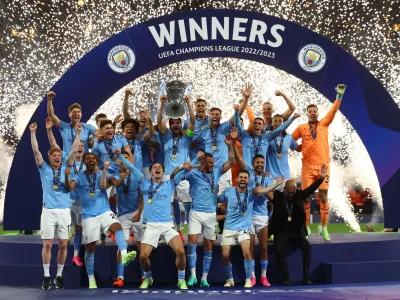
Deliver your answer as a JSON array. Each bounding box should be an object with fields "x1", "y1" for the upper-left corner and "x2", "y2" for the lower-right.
[{"x1": 270, "y1": 177, "x2": 324, "y2": 281}]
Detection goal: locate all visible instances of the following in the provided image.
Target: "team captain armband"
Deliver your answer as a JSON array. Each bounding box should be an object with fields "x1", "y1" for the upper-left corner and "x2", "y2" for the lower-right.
[{"x1": 186, "y1": 128, "x2": 194, "y2": 137}]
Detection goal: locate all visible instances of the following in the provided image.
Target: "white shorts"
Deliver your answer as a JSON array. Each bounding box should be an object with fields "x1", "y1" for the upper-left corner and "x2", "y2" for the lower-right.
[
  {"x1": 70, "y1": 200, "x2": 82, "y2": 226},
  {"x1": 141, "y1": 222, "x2": 179, "y2": 248},
  {"x1": 188, "y1": 210, "x2": 217, "y2": 240},
  {"x1": 143, "y1": 167, "x2": 151, "y2": 180},
  {"x1": 40, "y1": 208, "x2": 72, "y2": 240},
  {"x1": 163, "y1": 175, "x2": 192, "y2": 203},
  {"x1": 118, "y1": 213, "x2": 145, "y2": 242},
  {"x1": 250, "y1": 215, "x2": 269, "y2": 235},
  {"x1": 106, "y1": 186, "x2": 117, "y2": 199},
  {"x1": 221, "y1": 229, "x2": 250, "y2": 246},
  {"x1": 218, "y1": 170, "x2": 232, "y2": 194},
  {"x1": 82, "y1": 210, "x2": 119, "y2": 244}
]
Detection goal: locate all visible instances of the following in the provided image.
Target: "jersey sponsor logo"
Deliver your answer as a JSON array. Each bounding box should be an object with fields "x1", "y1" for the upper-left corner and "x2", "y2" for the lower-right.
[
  {"x1": 297, "y1": 44, "x2": 327, "y2": 73},
  {"x1": 107, "y1": 45, "x2": 136, "y2": 74}
]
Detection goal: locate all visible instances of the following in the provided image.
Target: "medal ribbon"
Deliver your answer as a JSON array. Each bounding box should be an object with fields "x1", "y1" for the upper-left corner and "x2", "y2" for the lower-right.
[
  {"x1": 85, "y1": 172, "x2": 97, "y2": 195},
  {"x1": 254, "y1": 173, "x2": 266, "y2": 187},
  {"x1": 71, "y1": 127, "x2": 76, "y2": 144},
  {"x1": 172, "y1": 136, "x2": 181, "y2": 156},
  {"x1": 104, "y1": 140, "x2": 115, "y2": 161},
  {"x1": 139, "y1": 129, "x2": 154, "y2": 162},
  {"x1": 73, "y1": 161, "x2": 83, "y2": 174},
  {"x1": 308, "y1": 122, "x2": 318, "y2": 139},
  {"x1": 201, "y1": 171, "x2": 215, "y2": 193},
  {"x1": 251, "y1": 134, "x2": 262, "y2": 156},
  {"x1": 52, "y1": 165, "x2": 62, "y2": 186},
  {"x1": 122, "y1": 173, "x2": 131, "y2": 196},
  {"x1": 285, "y1": 198, "x2": 294, "y2": 218},
  {"x1": 210, "y1": 128, "x2": 218, "y2": 150},
  {"x1": 274, "y1": 133, "x2": 286, "y2": 156},
  {"x1": 235, "y1": 189, "x2": 248, "y2": 215},
  {"x1": 149, "y1": 179, "x2": 164, "y2": 200}
]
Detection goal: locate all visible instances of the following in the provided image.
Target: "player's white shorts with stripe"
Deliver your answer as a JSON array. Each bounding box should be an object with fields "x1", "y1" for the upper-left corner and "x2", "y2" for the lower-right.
[
  {"x1": 221, "y1": 229, "x2": 250, "y2": 246},
  {"x1": 141, "y1": 222, "x2": 178, "y2": 248},
  {"x1": 40, "y1": 208, "x2": 72, "y2": 240},
  {"x1": 118, "y1": 212, "x2": 145, "y2": 242},
  {"x1": 250, "y1": 215, "x2": 269, "y2": 235},
  {"x1": 106, "y1": 186, "x2": 117, "y2": 198},
  {"x1": 188, "y1": 210, "x2": 217, "y2": 240},
  {"x1": 162, "y1": 175, "x2": 192, "y2": 203},
  {"x1": 143, "y1": 167, "x2": 151, "y2": 180},
  {"x1": 70, "y1": 200, "x2": 82, "y2": 226},
  {"x1": 82, "y1": 210, "x2": 119, "y2": 244},
  {"x1": 218, "y1": 170, "x2": 232, "y2": 194}
]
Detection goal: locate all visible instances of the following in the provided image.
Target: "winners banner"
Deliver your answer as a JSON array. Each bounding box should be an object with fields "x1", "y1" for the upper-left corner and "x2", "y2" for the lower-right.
[{"x1": 5, "y1": 9, "x2": 400, "y2": 229}]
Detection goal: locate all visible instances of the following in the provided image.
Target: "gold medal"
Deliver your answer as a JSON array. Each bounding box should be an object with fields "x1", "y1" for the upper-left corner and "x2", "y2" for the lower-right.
[
  {"x1": 53, "y1": 185, "x2": 59, "y2": 191},
  {"x1": 242, "y1": 213, "x2": 245, "y2": 217},
  {"x1": 172, "y1": 154, "x2": 177, "y2": 159},
  {"x1": 90, "y1": 192, "x2": 95, "y2": 197},
  {"x1": 287, "y1": 216, "x2": 292, "y2": 222},
  {"x1": 148, "y1": 199, "x2": 152, "y2": 204},
  {"x1": 277, "y1": 153, "x2": 282, "y2": 158},
  {"x1": 212, "y1": 146, "x2": 217, "y2": 151}
]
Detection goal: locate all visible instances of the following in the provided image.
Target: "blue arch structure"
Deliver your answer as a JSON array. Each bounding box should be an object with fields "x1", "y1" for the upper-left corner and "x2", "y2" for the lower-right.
[{"x1": 4, "y1": 9, "x2": 400, "y2": 229}]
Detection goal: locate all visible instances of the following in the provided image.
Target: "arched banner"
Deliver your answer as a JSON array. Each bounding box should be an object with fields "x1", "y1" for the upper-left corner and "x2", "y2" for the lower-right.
[{"x1": 4, "y1": 9, "x2": 400, "y2": 229}]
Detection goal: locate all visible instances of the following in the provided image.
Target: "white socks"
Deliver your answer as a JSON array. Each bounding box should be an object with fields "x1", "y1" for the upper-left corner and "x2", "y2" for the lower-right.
[
  {"x1": 57, "y1": 264, "x2": 64, "y2": 277},
  {"x1": 88, "y1": 274, "x2": 95, "y2": 281},
  {"x1": 74, "y1": 250, "x2": 79, "y2": 257},
  {"x1": 121, "y1": 249, "x2": 127, "y2": 256},
  {"x1": 201, "y1": 273, "x2": 208, "y2": 280},
  {"x1": 261, "y1": 269, "x2": 267, "y2": 277},
  {"x1": 43, "y1": 264, "x2": 50, "y2": 277},
  {"x1": 190, "y1": 268, "x2": 196, "y2": 277}
]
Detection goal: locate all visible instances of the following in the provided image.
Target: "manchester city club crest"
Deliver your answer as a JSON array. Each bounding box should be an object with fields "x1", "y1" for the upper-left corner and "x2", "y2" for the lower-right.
[
  {"x1": 107, "y1": 45, "x2": 136, "y2": 74},
  {"x1": 297, "y1": 44, "x2": 327, "y2": 73}
]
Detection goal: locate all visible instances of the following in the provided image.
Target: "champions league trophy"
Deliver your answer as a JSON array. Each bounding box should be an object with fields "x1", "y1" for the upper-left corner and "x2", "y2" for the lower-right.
[{"x1": 165, "y1": 80, "x2": 187, "y2": 118}]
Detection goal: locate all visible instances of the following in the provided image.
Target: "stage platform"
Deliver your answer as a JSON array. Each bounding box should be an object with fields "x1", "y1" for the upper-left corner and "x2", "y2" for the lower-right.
[{"x1": 1, "y1": 233, "x2": 400, "y2": 288}]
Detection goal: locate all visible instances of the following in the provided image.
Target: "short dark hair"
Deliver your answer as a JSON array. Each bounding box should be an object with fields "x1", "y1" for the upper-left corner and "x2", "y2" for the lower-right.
[
  {"x1": 237, "y1": 169, "x2": 250, "y2": 177},
  {"x1": 121, "y1": 150, "x2": 130, "y2": 157},
  {"x1": 195, "y1": 98, "x2": 207, "y2": 105},
  {"x1": 95, "y1": 113, "x2": 107, "y2": 122},
  {"x1": 272, "y1": 114, "x2": 284, "y2": 120},
  {"x1": 210, "y1": 107, "x2": 222, "y2": 114},
  {"x1": 121, "y1": 118, "x2": 139, "y2": 131},
  {"x1": 100, "y1": 119, "x2": 113, "y2": 129},
  {"x1": 252, "y1": 154, "x2": 265, "y2": 162},
  {"x1": 253, "y1": 117, "x2": 264, "y2": 123},
  {"x1": 150, "y1": 162, "x2": 164, "y2": 172},
  {"x1": 204, "y1": 152, "x2": 214, "y2": 159},
  {"x1": 83, "y1": 152, "x2": 98, "y2": 162},
  {"x1": 307, "y1": 104, "x2": 318, "y2": 111},
  {"x1": 169, "y1": 118, "x2": 182, "y2": 127}
]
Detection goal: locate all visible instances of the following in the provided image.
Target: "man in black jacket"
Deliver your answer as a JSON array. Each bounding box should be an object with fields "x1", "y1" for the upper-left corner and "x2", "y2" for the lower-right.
[{"x1": 261, "y1": 164, "x2": 327, "y2": 286}]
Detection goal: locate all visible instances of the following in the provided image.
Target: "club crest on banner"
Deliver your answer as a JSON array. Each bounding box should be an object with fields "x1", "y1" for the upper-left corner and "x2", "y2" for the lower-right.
[
  {"x1": 107, "y1": 45, "x2": 136, "y2": 74},
  {"x1": 297, "y1": 44, "x2": 327, "y2": 73}
]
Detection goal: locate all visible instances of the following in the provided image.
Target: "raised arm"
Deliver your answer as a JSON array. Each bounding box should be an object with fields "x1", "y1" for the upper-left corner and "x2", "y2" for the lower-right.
[
  {"x1": 234, "y1": 106, "x2": 246, "y2": 135},
  {"x1": 157, "y1": 95, "x2": 168, "y2": 134},
  {"x1": 171, "y1": 156, "x2": 200, "y2": 179},
  {"x1": 64, "y1": 167, "x2": 77, "y2": 191},
  {"x1": 45, "y1": 117, "x2": 60, "y2": 149},
  {"x1": 229, "y1": 83, "x2": 253, "y2": 124},
  {"x1": 245, "y1": 105, "x2": 256, "y2": 132},
  {"x1": 321, "y1": 84, "x2": 347, "y2": 126},
  {"x1": 185, "y1": 95, "x2": 195, "y2": 132},
  {"x1": 255, "y1": 176, "x2": 284, "y2": 196},
  {"x1": 100, "y1": 161, "x2": 111, "y2": 191},
  {"x1": 66, "y1": 123, "x2": 82, "y2": 166},
  {"x1": 298, "y1": 164, "x2": 327, "y2": 199},
  {"x1": 122, "y1": 88, "x2": 132, "y2": 120},
  {"x1": 30, "y1": 123, "x2": 44, "y2": 166},
  {"x1": 143, "y1": 110, "x2": 155, "y2": 142},
  {"x1": 265, "y1": 113, "x2": 299, "y2": 141},
  {"x1": 118, "y1": 153, "x2": 144, "y2": 181},
  {"x1": 46, "y1": 91, "x2": 61, "y2": 127},
  {"x1": 222, "y1": 134, "x2": 236, "y2": 174},
  {"x1": 231, "y1": 128, "x2": 245, "y2": 169},
  {"x1": 276, "y1": 91, "x2": 296, "y2": 121}
]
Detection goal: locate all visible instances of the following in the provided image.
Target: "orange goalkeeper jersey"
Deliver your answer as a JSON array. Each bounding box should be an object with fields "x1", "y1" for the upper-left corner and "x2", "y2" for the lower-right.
[{"x1": 291, "y1": 99, "x2": 341, "y2": 166}]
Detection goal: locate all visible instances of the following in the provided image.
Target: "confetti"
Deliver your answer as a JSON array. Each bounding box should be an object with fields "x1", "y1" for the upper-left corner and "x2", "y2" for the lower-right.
[{"x1": 0, "y1": 0, "x2": 399, "y2": 229}]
